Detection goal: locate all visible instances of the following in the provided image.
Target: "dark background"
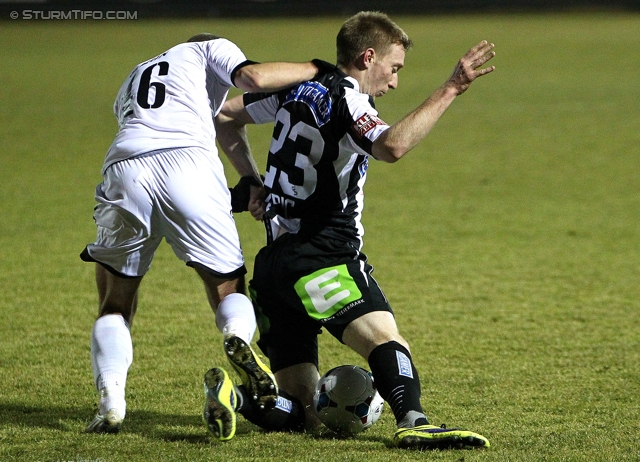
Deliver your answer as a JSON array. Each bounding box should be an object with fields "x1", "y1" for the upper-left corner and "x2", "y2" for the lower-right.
[{"x1": 1, "y1": 0, "x2": 639, "y2": 19}]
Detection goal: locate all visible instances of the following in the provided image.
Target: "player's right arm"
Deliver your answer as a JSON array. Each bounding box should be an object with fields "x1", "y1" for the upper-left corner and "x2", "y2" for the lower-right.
[
  {"x1": 217, "y1": 92, "x2": 280, "y2": 220},
  {"x1": 215, "y1": 110, "x2": 265, "y2": 220}
]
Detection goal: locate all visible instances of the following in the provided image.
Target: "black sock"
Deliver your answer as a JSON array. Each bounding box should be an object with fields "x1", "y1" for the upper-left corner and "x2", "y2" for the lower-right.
[
  {"x1": 237, "y1": 387, "x2": 306, "y2": 432},
  {"x1": 368, "y1": 341, "x2": 429, "y2": 427}
]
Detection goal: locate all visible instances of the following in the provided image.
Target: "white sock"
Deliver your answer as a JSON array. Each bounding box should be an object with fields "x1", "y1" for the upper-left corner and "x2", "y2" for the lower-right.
[
  {"x1": 91, "y1": 314, "x2": 132, "y2": 417},
  {"x1": 215, "y1": 293, "x2": 257, "y2": 344}
]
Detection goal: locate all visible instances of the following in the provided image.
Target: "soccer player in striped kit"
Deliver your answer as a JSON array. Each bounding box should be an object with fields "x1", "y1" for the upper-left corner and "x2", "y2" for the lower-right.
[{"x1": 207, "y1": 12, "x2": 496, "y2": 449}]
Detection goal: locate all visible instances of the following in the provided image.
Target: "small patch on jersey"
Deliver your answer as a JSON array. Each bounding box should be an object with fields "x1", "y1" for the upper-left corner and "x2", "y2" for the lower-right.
[
  {"x1": 358, "y1": 157, "x2": 369, "y2": 177},
  {"x1": 285, "y1": 81, "x2": 331, "y2": 127},
  {"x1": 275, "y1": 396, "x2": 293, "y2": 413},
  {"x1": 353, "y1": 113, "x2": 386, "y2": 138},
  {"x1": 396, "y1": 351, "x2": 414, "y2": 378}
]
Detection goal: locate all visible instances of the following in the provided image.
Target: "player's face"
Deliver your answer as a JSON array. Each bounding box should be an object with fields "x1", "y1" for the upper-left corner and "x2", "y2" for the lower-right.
[{"x1": 366, "y1": 43, "x2": 405, "y2": 98}]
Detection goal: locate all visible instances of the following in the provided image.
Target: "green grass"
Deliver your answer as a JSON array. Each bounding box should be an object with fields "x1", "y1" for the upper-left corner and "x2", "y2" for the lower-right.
[{"x1": 1, "y1": 12, "x2": 639, "y2": 461}]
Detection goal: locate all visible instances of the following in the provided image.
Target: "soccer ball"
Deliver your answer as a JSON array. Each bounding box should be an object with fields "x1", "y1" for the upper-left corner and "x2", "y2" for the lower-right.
[{"x1": 313, "y1": 365, "x2": 384, "y2": 436}]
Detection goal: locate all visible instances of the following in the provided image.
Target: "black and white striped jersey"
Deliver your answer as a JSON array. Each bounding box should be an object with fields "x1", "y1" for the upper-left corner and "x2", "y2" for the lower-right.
[{"x1": 244, "y1": 66, "x2": 390, "y2": 250}]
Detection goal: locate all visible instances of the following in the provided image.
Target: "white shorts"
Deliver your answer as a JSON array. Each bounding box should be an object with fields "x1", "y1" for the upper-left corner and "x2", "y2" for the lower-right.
[{"x1": 82, "y1": 147, "x2": 245, "y2": 278}]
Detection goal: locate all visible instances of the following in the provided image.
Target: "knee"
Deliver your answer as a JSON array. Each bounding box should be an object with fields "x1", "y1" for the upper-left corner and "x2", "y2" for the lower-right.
[{"x1": 98, "y1": 301, "x2": 133, "y2": 325}]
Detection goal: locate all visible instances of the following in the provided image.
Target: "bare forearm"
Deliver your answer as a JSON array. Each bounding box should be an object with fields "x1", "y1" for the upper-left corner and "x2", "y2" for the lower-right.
[
  {"x1": 373, "y1": 83, "x2": 458, "y2": 162},
  {"x1": 234, "y1": 61, "x2": 318, "y2": 93},
  {"x1": 214, "y1": 113, "x2": 261, "y2": 180},
  {"x1": 372, "y1": 40, "x2": 495, "y2": 163}
]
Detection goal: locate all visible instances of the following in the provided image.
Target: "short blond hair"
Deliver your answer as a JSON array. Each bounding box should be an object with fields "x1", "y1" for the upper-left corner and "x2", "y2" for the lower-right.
[
  {"x1": 336, "y1": 11, "x2": 412, "y2": 67},
  {"x1": 187, "y1": 33, "x2": 221, "y2": 42}
]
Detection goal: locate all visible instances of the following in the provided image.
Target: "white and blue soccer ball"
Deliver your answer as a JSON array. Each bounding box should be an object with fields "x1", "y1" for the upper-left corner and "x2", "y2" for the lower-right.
[{"x1": 313, "y1": 365, "x2": 384, "y2": 436}]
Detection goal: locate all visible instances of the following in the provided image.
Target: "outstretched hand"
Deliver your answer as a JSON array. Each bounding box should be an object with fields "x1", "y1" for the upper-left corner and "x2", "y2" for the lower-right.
[{"x1": 448, "y1": 40, "x2": 496, "y2": 95}]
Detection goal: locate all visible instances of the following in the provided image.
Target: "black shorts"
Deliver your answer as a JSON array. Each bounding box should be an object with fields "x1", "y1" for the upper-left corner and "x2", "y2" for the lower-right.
[{"x1": 250, "y1": 232, "x2": 393, "y2": 373}]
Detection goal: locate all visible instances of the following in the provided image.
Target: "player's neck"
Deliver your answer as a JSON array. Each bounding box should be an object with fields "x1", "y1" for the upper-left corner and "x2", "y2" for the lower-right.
[{"x1": 339, "y1": 64, "x2": 368, "y2": 95}]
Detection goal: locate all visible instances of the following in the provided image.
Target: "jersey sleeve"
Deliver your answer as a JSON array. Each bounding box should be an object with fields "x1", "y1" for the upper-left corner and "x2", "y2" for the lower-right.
[
  {"x1": 202, "y1": 38, "x2": 249, "y2": 87},
  {"x1": 230, "y1": 59, "x2": 258, "y2": 87},
  {"x1": 342, "y1": 86, "x2": 390, "y2": 158},
  {"x1": 243, "y1": 92, "x2": 281, "y2": 124}
]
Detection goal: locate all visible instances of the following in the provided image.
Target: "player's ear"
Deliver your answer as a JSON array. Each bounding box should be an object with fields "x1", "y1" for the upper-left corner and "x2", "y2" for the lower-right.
[
  {"x1": 358, "y1": 48, "x2": 376, "y2": 70},
  {"x1": 365, "y1": 48, "x2": 376, "y2": 66}
]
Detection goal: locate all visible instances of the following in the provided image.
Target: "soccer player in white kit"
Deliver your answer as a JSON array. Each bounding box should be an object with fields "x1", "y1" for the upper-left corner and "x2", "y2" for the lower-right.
[{"x1": 80, "y1": 33, "x2": 322, "y2": 434}]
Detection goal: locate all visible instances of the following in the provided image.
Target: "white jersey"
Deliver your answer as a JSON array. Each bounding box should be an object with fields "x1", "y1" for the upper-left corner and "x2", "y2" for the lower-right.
[{"x1": 103, "y1": 38, "x2": 249, "y2": 173}]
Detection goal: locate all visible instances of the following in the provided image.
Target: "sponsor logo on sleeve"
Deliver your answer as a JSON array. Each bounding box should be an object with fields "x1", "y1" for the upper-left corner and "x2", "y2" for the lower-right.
[{"x1": 353, "y1": 113, "x2": 386, "y2": 138}]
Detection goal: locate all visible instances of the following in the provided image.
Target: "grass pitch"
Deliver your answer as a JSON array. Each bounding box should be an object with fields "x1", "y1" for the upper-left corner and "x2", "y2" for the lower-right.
[{"x1": 1, "y1": 12, "x2": 639, "y2": 462}]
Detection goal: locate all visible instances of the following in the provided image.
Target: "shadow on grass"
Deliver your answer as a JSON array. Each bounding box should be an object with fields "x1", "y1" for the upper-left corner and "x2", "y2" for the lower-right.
[
  {"x1": 1, "y1": 401, "x2": 391, "y2": 447},
  {"x1": 0, "y1": 401, "x2": 212, "y2": 443},
  {"x1": 2, "y1": 401, "x2": 371, "y2": 445},
  {"x1": 311, "y1": 429, "x2": 391, "y2": 448}
]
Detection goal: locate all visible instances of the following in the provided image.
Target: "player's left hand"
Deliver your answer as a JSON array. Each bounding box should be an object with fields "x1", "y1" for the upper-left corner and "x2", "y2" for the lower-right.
[
  {"x1": 248, "y1": 184, "x2": 266, "y2": 220},
  {"x1": 447, "y1": 40, "x2": 496, "y2": 95},
  {"x1": 230, "y1": 176, "x2": 263, "y2": 216}
]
